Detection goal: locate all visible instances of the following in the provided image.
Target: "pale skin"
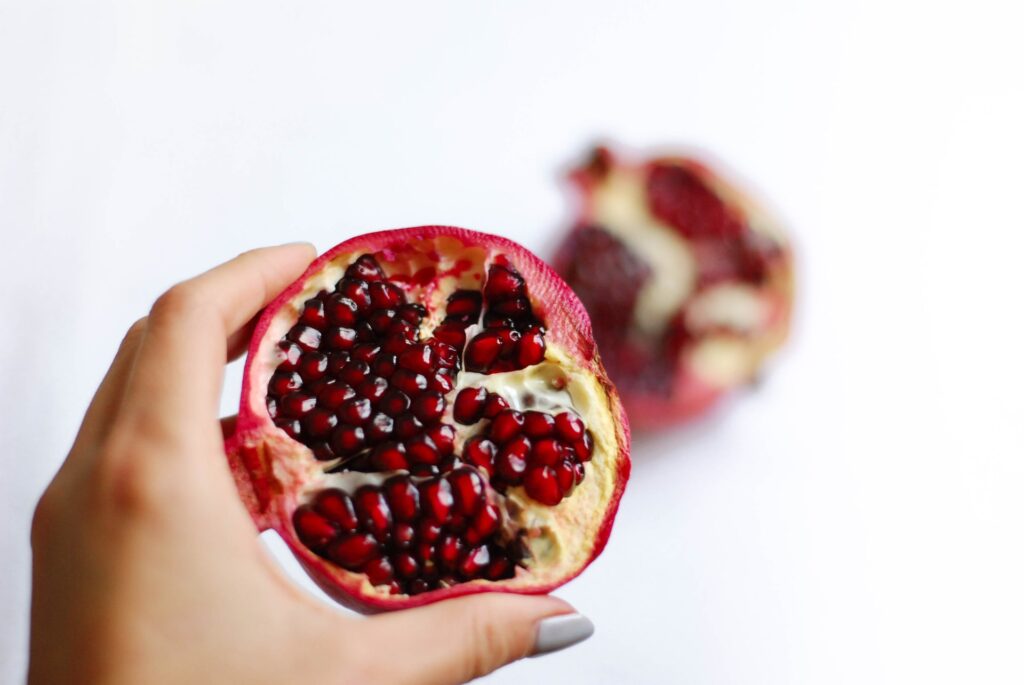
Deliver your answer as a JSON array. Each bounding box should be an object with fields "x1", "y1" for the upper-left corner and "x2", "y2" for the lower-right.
[{"x1": 29, "y1": 243, "x2": 576, "y2": 685}]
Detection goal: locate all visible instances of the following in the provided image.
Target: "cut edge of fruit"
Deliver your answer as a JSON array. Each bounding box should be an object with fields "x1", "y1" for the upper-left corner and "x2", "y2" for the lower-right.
[{"x1": 225, "y1": 226, "x2": 630, "y2": 611}]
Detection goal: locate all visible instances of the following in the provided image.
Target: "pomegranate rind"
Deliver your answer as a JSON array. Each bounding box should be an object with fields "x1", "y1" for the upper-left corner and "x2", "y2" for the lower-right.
[
  {"x1": 225, "y1": 226, "x2": 630, "y2": 612},
  {"x1": 555, "y1": 146, "x2": 795, "y2": 430}
]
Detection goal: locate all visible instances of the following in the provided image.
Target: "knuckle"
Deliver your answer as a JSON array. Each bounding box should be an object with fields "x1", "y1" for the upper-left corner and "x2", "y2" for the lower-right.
[
  {"x1": 150, "y1": 283, "x2": 203, "y2": 321},
  {"x1": 463, "y1": 609, "x2": 509, "y2": 679}
]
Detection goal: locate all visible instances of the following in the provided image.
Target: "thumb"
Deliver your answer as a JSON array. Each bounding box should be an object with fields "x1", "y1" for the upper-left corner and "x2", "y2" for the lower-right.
[{"x1": 364, "y1": 594, "x2": 593, "y2": 685}]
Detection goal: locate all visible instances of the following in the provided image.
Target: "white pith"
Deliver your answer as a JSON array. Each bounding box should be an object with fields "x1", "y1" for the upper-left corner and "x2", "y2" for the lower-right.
[{"x1": 247, "y1": 239, "x2": 621, "y2": 597}]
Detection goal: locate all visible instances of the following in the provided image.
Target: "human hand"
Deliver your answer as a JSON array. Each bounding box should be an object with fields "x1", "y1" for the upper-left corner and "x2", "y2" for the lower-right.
[{"x1": 29, "y1": 244, "x2": 593, "y2": 685}]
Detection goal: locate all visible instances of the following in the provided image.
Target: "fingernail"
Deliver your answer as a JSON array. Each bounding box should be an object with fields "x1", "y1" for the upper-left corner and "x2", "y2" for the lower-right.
[{"x1": 531, "y1": 613, "x2": 594, "y2": 656}]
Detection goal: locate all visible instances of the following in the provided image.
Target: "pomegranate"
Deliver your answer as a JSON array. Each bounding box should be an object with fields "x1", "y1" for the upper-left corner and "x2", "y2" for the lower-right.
[
  {"x1": 553, "y1": 146, "x2": 794, "y2": 429},
  {"x1": 224, "y1": 226, "x2": 630, "y2": 612}
]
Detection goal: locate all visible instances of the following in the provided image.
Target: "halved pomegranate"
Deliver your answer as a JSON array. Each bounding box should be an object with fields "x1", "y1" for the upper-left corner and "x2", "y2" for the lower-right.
[
  {"x1": 225, "y1": 226, "x2": 630, "y2": 612},
  {"x1": 553, "y1": 146, "x2": 794, "y2": 429}
]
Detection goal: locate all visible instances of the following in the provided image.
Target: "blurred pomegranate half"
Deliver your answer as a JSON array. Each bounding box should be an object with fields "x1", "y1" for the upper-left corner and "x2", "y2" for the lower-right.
[
  {"x1": 225, "y1": 226, "x2": 630, "y2": 611},
  {"x1": 553, "y1": 146, "x2": 793, "y2": 429}
]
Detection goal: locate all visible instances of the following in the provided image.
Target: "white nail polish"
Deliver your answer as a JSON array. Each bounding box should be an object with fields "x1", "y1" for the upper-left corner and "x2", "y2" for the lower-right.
[{"x1": 532, "y1": 613, "x2": 595, "y2": 656}]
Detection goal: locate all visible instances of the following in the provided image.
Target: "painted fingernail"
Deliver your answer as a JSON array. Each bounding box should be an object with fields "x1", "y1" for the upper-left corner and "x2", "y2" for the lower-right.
[{"x1": 531, "y1": 613, "x2": 594, "y2": 656}]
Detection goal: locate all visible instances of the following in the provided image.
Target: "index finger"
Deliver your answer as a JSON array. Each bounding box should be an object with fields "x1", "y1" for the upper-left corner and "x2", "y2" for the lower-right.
[{"x1": 117, "y1": 243, "x2": 316, "y2": 448}]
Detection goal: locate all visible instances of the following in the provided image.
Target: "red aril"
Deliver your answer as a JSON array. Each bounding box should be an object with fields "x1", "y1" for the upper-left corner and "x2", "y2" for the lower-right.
[
  {"x1": 225, "y1": 226, "x2": 630, "y2": 612},
  {"x1": 554, "y1": 146, "x2": 794, "y2": 429}
]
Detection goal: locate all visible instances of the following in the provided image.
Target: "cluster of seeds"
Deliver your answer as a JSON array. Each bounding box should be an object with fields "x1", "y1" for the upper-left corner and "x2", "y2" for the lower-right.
[
  {"x1": 265, "y1": 255, "x2": 463, "y2": 471},
  {"x1": 455, "y1": 387, "x2": 592, "y2": 506},
  {"x1": 292, "y1": 468, "x2": 520, "y2": 595},
  {"x1": 463, "y1": 264, "x2": 547, "y2": 373},
  {"x1": 269, "y1": 252, "x2": 593, "y2": 595}
]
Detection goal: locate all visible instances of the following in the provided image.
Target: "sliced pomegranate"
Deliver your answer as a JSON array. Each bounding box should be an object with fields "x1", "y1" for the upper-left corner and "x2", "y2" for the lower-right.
[
  {"x1": 225, "y1": 226, "x2": 630, "y2": 612},
  {"x1": 554, "y1": 145, "x2": 794, "y2": 429}
]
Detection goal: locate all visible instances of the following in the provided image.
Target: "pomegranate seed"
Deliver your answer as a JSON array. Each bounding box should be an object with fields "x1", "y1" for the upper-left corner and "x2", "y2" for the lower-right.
[
  {"x1": 417, "y1": 520, "x2": 443, "y2": 543},
  {"x1": 432, "y1": 322, "x2": 467, "y2": 348},
  {"x1": 317, "y1": 382, "x2": 355, "y2": 410},
  {"x1": 397, "y1": 302, "x2": 426, "y2": 324},
  {"x1": 287, "y1": 324, "x2": 322, "y2": 351},
  {"x1": 371, "y1": 442, "x2": 408, "y2": 470},
  {"x1": 431, "y1": 341, "x2": 460, "y2": 368},
  {"x1": 338, "y1": 397, "x2": 372, "y2": 425},
  {"x1": 337, "y1": 277, "x2": 371, "y2": 309},
  {"x1": 484, "y1": 264, "x2": 525, "y2": 301},
  {"x1": 391, "y1": 369, "x2": 428, "y2": 395},
  {"x1": 383, "y1": 476, "x2": 419, "y2": 521},
  {"x1": 483, "y1": 393, "x2": 509, "y2": 418},
  {"x1": 277, "y1": 341, "x2": 303, "y2": 369},
  {"x1": 354, "y1": 486, "x2": 392, "y2": 540},
  {"x1": 448, "y1": 467, "x2": 485, "y2": 516},
  {"x1": 292, "y1": 505, "x2": 336, "y2": 549},
  {"x1": 554, "y1": 412, "x2": 584, "y2": 441},
  {"x1": 280, "y1": 419, "x2": 302, "y2": 439},
  {"x1": 463, "y1": 436, "x2": 497, "y2": 475},
  {"x1": 574, "y1": 431, "x2": 594, "y2": 461},
  {"x1": 331, "y1": 424, "x2": 366, "y2": 455},
  {"x1": 490, "y1": 410, "x2": 524, "y2": 443},
  {"x1": 437, "y1": 534, "x2": 464, "y2": 570},
  {"x1": 459, "y1": 546, "x2": 491, "y2": 578},
  {"x1": 419, "y1": 478, "x2": 454, "y2": 523},
  {"x1": 351, "y1": 343, "x2": 381, "y2": 364},
  {"x1": 430, "y1": 371, "x2": 455, "y2": 394},
  {"x1": 366, "y1": 412, "x2": 395, "y2": 442},
  {"x1": 398, "y1": 343, "x2": 434, "y2": 374},
  {"x1": 453, "y1": 387, "x2": 487, "y2": 424},
  {"x1": 555, "y1": 458, "x2": 576, "y2": 494},
  {"x1": 491, "y1": 297, "x2": 529, "y2": 318},
  {"x1": 363, "y1": 557, "x2": 394, "y2": 585},
  {"x1": 394, "y1": 552, "x2": 419, "y2": 579},
  {"x1": 394, "y1": 413, "x2": 424, "y2": 440},
  {"x1": 466, "y1": 502, "x2": 501, "y2": 545},
  {"x1": 406, "y1": 434, "x2": 440, "y2": 465},
  {"x1": 324, "y1": 326, "x2": 357, "y2": 351},
  {"x1": 280, "y1": 392, "x2": 316, "y2": 417},
  {"x1": 411, "y1": 392, "x2": 445, "y2": 423},
  {"x1": 496, "y1": 437, "x2": 530, "y2": 482},
  {"x1": 356, "y1": 376, "x2": 388, "y2": 403},
  {"x1": 408, "y1": 579, "x2": 432, "y2": 595},
  {"x1": 485, "y1": 557, "x2": 514, "y2": 581},
  {"x1": 269, "y1": 370, "x2": 302, "y2": 395},
  {"x1": 379, "y1": 390, "x2": 410, "y2": 416},
  {"x1": 427, "y1": 424, "x2": 456, "y2": 456},
  {"x1": 532, "y1": 438, "x2": 564, "y2": 467},
  {"x1": 327, "y1": 352, "x2": 350, "y2": 374},
  {"x1": 517, "y1": 326, "x2": 546, "y2": 366},
  {"x1": 446, "y1": 290, "x2": 483, "y2": 319},
  {"x1": 465, "y1": 331, "x2": 503, "y2": 371},
  {"x1": 325, "y1": 294, "x2": 359, "y2": 327},
  {"x1": 327, "y1": 532, "x2": 379, "y2": 569},
  {"x1": 266, "y1": 397, "x2": 278, "y2": 419},
  {"x1": 340, "y1": 360, "x2": 370, "y2": 385},
  {"x1": 302, "y1": 408, "x2": 338, "y2": 439},
  {"x1": 522, "y1": 411, "x2": 555, "y2": 438},
  {"x1": 372, "y1": 353, "x2": 399, "y2": 378},
  {"x1": 313, "y1": 489, "x2": 359, "y2": 532},
  {"x1": 310, "y1": 442, "x2": 334, "y2": 461},
  {"x1": 300, "y1": 297, "x2": 326, "y2": 327},
  {"x1": 524, "y1": 466, "x2": 563, "y2": 505},
  {"x1": 368, "y1": 281, "x2": 402, "y2": 308},
  {"x1": 369, "y1": 309, "x2": 396, "y2": 334},
  {"x1": 298, "y1": 352, "x2": 328, "y2": 381},
  {"x1": 393, "y1": 523, "x2": 416, "y2": 549},
  {"x1": 573, "y1": 461, "x2": 586, "y2": 485},
  {"x1": 346, "y1": 254, "x2": 385, "y2": 282}
]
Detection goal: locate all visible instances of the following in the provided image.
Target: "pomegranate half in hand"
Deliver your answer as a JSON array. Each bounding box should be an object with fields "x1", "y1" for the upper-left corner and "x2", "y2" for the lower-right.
[
  {"x1": 553, "y1": 146, "x2": 794, "y2": 429},
  {"x1": 225, "y1": 227, "x2": 630, "y2": 611}
]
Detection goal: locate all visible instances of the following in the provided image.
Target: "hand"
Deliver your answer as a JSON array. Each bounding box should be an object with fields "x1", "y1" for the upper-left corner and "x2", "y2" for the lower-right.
[{"x1": 29, "y1": 244, "x2": 593, "y2": 685}]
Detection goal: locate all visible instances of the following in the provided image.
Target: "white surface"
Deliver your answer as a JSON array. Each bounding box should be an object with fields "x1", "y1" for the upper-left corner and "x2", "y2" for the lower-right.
[{"x1": 2, "y1": 1, "x2": 1023, "y2": 683}]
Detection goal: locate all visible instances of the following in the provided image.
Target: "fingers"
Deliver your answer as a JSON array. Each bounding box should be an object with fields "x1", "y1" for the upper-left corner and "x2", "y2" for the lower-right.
[
  {"x1": 363, "y1": 594, "x2": 590, "y2": 685},
  {"x1": 67, "y1": 317, "x2": 148, "y2": 459},
  {"x1": 117, "y1": 243, "x2": 316, "y2": 451}
]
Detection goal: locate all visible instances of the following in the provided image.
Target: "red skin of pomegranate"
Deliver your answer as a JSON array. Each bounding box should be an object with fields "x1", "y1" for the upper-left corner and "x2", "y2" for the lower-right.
[
  {"x1": 225, "y1": 226, "x2": 630, "y2": 612},
  {"x1": 554, "y1": 146, "x2": 794, "y2": 430}
]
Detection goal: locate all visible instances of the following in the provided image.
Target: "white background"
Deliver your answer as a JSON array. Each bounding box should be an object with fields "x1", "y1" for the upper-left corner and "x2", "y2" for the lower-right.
[{"x1": 2, "y1": 1, "x2": 1023, "y2": 683}]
